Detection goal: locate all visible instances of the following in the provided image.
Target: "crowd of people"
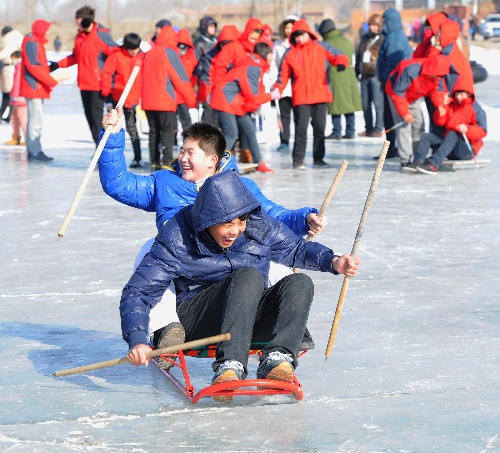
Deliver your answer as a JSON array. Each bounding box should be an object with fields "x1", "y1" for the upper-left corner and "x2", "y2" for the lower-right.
[{"x1": 0, "y1": 6, "x2": 488, "y2": 174}]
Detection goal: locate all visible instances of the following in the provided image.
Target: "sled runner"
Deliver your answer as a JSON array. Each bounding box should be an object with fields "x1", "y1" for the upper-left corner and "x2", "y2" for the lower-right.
[
  {"x1": 238, "y1": 163, "x2": 259, "y2": 174},
  {"x1": 153, "y1": 341, "x2": 308, "y2": 404},
  {"x1": 440, "y1": 159, "x2": 491, "y2": 172}
]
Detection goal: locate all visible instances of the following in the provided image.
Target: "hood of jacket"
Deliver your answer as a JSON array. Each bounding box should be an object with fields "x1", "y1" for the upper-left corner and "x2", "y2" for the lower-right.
[
  {"x1": 190, "y1": 170, "x2": 260, "y2": 234},
  {"x1": 177, "y1": 28, "x2": 194, "y2": 48},
  {"x1": 217, "y1": 24, "x2": 241, "y2": 47},
  {"x1": 317, "y1": 18, "x2": 336, "y2": 39},
  {"x1": 451, "y1": 76, "x2": 475, "y2": 102},
  {"x1": 382, "y1": 8, "x2": 403, "y2": 34},
  {"x1": 239, "y1": 17, "x2": 264, "y2": 53},
  {"x1": 156, "y1": 25, "x2": 178, "y2": 48},
  {"x1": 290, "y1": 19, "x2": 318, "y2": 46},
  {"x1": 439, "y1": 20, "x2": 460, "y2": 48},
  {"x1": 426, "y1": 12, "x2": 448, "y2": 35},
  {"x1": 32, "y1": 19, "x2": 51, "y2": 41},
  {"x1": 199, "y1": 16, "x2": 217, "y2": 37},
  {"x1": 421, "y1": 54, "x2": 450, "y2": 77}
]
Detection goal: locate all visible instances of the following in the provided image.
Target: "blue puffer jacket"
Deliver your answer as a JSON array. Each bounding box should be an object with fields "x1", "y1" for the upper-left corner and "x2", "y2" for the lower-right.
[
  {"x1": 376, "y1": 8, "x2": 413, "y2": 84},
  {"x1": 120, "y1": 170, "x2": 337, "y2": 348},
  {"x1": 98, "y1": 129, "x2": 316, "y2": 235}
]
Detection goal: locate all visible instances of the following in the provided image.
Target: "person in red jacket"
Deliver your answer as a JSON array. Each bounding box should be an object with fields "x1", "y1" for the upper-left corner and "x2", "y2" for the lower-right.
[
  {"x1": 413, "y1": 12, "x2": 449, "y2": 59},
  {"x1": 141, "y1": 25, "x2": 196, "y2": 171},
  {"x1": 273, "y1": 19, "x2": 348, "y2": 169},
  {"x1": 407, "y1": 78, "x2": 487, "y2": 175},
  {"x1": 385, "y1": 55, "x2": 450, "y2": 168},
  {"x1": 101, "y1": 33, "x2": 144, "y2": 168},
  {"x1": 211, "y1": 42, "x2": 279, "y2": 174},
  {"x1": 197, "y1": 25, "x2": 241, "y2": 127},
  {"x1": 53, "y1": 5, "x2": 118, "y2": 146},
  {"x1": 20, "y1": 19, "x2": 58, "y2": 162},
  {"x1": 176, "y1": 29, "x2": 198, "y2": 141}
]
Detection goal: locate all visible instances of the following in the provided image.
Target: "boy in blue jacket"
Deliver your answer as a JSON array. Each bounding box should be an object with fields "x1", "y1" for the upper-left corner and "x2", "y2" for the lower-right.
[{"x1": 122, "y1": 170, "x2": 360, "y2": 401}]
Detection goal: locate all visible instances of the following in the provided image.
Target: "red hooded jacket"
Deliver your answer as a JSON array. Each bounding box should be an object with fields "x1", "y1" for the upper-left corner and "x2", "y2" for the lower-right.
[
  {"x1": 177, "y1": 28, "x2": 198, "y2": 86},
  {"x1": 434, "y1": 77, "x2": 487, "y2": 154},
  {"x1": 273, "y1": 19, "x2": 349, "y2": 106},
  {"x1": 100, "y1": 46, "x2": 144, "y2": 107},
  {"x1": 57, "y1": 22, "x2": 118, "y2": 91},
  {"x1": 141, "y1": 25, "x2": 195, "y2": 111},
  {"x1": 197, "y1": 25, "x2": 241, "y2": 104},
  {"x1": 20, "y1": 20, "x2": 57, "y2": 99},
  {"x1": 211, "y1": 18, "x2": 264, "y2": 88},
  {"x1": 386, "y1": 55, "x2": 450, "y2": 117},
  {"x1": 210, "y1": 53, "x2": 271, "y2": 116},
  {"x1": 412, "y1": 12, "x2": 448, "y2": 58}
]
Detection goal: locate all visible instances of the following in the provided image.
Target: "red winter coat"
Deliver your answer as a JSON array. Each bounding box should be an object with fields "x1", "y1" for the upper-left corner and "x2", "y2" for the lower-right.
[
  {"x1": 141, "y1": 25, "x2": 195, "y2": 111},
  {"x1": 100, "y1": 46, "x2": 144, "y2": 107},
  {"x1": 386, "y1": 55, "x2": 450, "y2": 117},
  {"x1": 20, "y1": 20, "x2": 57, "y2": 99},
  {"x1": 197, "y1": 25, "x2": 241, "y2": 104},
  {"x1": 211, "y1": 18, "x2": 264, "y2": 88},
  {"x1": 434, "y1": 78, "x2": 486, "y2": 155},
  {"x1": 57, "y1": 23, "x2": 118, "y2": 91},
  {"x1": 274, "y1": 19, "x2": 349, "y2": 106},
  {"x1": 177, "y1": 28, "x2": 198, "y2": 86},
  {"x1": 210, "y1": 53, "x2": 271, "y2": 116}
]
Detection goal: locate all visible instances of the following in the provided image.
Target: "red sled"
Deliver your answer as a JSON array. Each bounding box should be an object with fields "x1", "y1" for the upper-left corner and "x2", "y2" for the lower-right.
[{"x1": 153, "y1": 342, "x2": 308, "y2": 404}]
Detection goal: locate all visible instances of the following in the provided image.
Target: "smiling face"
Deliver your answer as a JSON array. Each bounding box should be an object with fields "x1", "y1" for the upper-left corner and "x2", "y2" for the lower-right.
[
  {"x1": 177, "y1": 139, "x2": 218, "y2": 182},
  {"x1": 208, "y1": 217, "x2": 248, "y2": 248}
]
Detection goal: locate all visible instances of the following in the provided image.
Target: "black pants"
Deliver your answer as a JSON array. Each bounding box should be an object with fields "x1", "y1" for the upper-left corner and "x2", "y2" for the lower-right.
[
  {"x1": 278, "y1": 96, "x2": 293, "y2": 145},
  {"x1": 124, "y1": 106, "x2": 141, "y2": 161},
  {"x1": 382, "y1": 88, "x2": 397, "y2": 157},
  {"x1": 177, "y1": 267, "x2": 314, "y2": 373},
  {"x1": 145, "y1": 110, "x2": 176, "y2": 167},
  {"x1": 80, "y1": 90, "x2": 105, "y2": 146},
  {"x1": 292, "y1": 103, "x2": 327, "y2": 165},
  {"x1": 201, "y1": 103, "x2": 219, "y2": 127}
]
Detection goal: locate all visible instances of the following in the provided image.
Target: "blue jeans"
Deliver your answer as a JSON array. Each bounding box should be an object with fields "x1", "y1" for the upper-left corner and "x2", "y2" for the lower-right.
[
  {"x1": 360, "y1": 76, "x2": 384, "y2": 133},
  {"x1": 331, "y1": 113, "x2": 355, "y2": 136},
  {"x1": 177, "y1": 267, "x2": 314, "y2": 372},
  {"x1": 218, "y1": 111, "x2": 262, "y2": 163},
  {"x1": 414, "y1": 131, "x2": 472, "y2": 166}
]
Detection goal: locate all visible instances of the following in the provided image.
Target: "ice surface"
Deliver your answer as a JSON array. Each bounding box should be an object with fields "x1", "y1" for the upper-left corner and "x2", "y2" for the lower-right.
[{"x1": 0, "y1": 47, "x2": 498, "y2": 452}]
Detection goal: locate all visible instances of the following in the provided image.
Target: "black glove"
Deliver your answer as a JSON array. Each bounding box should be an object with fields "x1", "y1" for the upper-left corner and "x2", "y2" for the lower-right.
[
  {"x1": 49, "y1": 61, "x2": 59, "y2": 72},
  {"x1": 337, "y1": 64, "x2": 346, "y2": 72}
]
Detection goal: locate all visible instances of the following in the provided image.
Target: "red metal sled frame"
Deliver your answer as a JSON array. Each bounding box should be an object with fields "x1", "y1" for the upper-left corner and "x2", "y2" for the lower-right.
[{"x1": 153, "y1": 346, "x2": 305, "y2": 404}]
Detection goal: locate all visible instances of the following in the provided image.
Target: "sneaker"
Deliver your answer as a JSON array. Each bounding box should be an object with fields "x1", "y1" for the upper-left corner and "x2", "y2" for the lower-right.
[
  {"x1": 255, "y1": 161, "x2": 274, "y2": 173},
  {"x1": 257, "y1": 351, "x2": 294, "y2": 382},
  {"x1": 293, "y1": 162, "x2": 306, "y2": 170},
  {"x1": 417, "y1": 161, "x2": 439, "y2": 175},
  {"x1": 358, "y1": 131, "x2": 373, "y2": 137},
  {"x1": 276, "y1": 143, "x2": 289, "y2": 152},
  {"x1": 28, "y1": 151, "x2": 53, "y2": 162},
  {"x1": 212, "y1": 360, "x2": 245, "y2": 402},
  {"x1": 343, "y1": 134, "x2": 355, "y2": 139},
  {"x1": 153, "y1": 322, "x2": 185, "y2": 370},
  {"x1": 151, "y1": 162, "x2": 161, "y2": 172},
  {"x1": 325, "y1": 132, "x2": 342, "y2": 140},
  {"x1": 401, "y1": 161, "x2": 421, "y2": 173},
  {"x1": 129, "y1": 159, "x2": 144, "y2": 168},
  {"x1": 313, "y1": 160, "x2": 330, "y2": 168}
]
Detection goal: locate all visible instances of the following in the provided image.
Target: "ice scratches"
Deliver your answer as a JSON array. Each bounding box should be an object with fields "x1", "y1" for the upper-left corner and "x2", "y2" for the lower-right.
[
  {"x1": 0, "y1": 289, "x2": 121, "y2": 298},
  {"x1": 480, "y1": 433, "x2": 499, "y2": 452}
]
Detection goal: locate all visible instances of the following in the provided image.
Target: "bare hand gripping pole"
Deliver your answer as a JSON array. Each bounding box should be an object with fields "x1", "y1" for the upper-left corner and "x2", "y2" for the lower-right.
[
  {"x1": 325, "y1": 141, "x2": 389, "y2": 359},
  {"x1": 58, "y1": 65, "x2": 141, "y2": 238},
  {"x1": 53, "y1": 333, "x2": 231, "y2": 377}
]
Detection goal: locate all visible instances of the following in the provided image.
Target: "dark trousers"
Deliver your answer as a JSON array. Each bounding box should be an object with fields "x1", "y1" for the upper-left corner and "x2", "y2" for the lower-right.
[
  {"x1": 123, "y1": 107, "x2": 141, "y2": 161},
  {"x1": 177, "y1": 267, "x2": 314, "y2": 373},
  {"x1": 382, "y1": 87, "x2": 397, "y2": 156},
  {"x1": 0, "y1": 92, "x2": 11, "y2": 122},
  {"x1": 176, "y1": 103, "x2": 192, "y2": 131},
  {"x1": 218, "y1": 111, "x2": 262, "y2": 163},
  {"x1": 278, "y1": 96, "x2": 293, "y2": 145},
  {"x1": 360, "y1": 76, "x2": 384, "y2": 133},
  {"x1": 145, "y1": 110, "x2": 176, "y2": 167},
  {"x1": 292, "y1": 103, "x2": 327, "y2": 165},
  {"x1": 80, "y1": 90, "x2": 105, "y2": 146},
  {"x1": 331, "y1": 113, "x2": 355, "y2": 136},
  {"x1": 201, "y1": 103, "x2": 219, "y2": 127},
  {"x1": 414, "y1": 131, "x2": 472, "y2": 166}
]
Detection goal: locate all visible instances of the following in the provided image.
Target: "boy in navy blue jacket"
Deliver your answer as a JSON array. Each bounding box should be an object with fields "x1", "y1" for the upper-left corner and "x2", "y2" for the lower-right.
[{"x1": 122, "y1": 170, "x2": 360, "y2": 401}]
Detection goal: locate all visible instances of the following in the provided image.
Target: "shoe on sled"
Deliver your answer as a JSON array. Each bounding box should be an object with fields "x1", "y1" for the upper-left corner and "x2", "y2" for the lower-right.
[
  {"x1": 153, "y1": 322, "x2": 185, "y2": 370},
  {"x1": 257, "y1": 351, "x2": 294, "y2": 382},
  {"x1": 212, "y1": 360, "x2": 245, "y2": 402},
  {"x1": 300, "y1": 327, "x2": 315, "y2": 350}
]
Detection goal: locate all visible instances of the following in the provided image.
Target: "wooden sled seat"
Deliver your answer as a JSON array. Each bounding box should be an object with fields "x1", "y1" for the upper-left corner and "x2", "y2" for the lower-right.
[
  {"x1": 154, "y1": 341, "x2": 306, "y2": 404},
  {"x1": 440, "y1": 159, "x2": 491, "y2": 172}
]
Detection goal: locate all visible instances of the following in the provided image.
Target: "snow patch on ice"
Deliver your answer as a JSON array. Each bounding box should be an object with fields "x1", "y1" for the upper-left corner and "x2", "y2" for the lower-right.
[{"x1": 1, "y1": 289, "x2": 121, "y2": 298}]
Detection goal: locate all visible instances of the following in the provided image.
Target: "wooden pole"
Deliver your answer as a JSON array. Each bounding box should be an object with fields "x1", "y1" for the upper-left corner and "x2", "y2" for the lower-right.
[
  {"x1": 53, "y1": 332, "x2": 230, "y2": 377},
  {"x1": 57, "y1": 65, "x2": 141, "y2": 238},
  {"x1": 324, "y1": 141, "x2": 389, "y2": 359}
]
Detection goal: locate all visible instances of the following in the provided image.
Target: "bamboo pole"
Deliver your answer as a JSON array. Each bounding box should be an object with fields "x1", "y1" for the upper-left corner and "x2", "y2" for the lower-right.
[
  {"x1": 324, "y1": 141, "x2": 389, "y2": 359},
  {"x1": 53, "y1": 333, "x2": 230, "y2": 377},
  {"x1": 58, "y1": 65, "x2": 141, "y2": 238}
]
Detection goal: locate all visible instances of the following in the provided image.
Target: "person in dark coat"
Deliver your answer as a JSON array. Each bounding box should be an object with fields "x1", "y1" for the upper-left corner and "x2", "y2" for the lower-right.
[
  {"x1": 122, "y1": 169, "x2": 360, "y2": 401},
  {"x1": 376, "y1": 8, "x2": 413, "y2": 158}
]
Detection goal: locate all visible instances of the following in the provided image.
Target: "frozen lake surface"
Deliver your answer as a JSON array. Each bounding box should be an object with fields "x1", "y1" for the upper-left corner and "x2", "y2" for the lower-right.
[{"x1": 0, "y1": 65, "x2": 498, "y2": 451}]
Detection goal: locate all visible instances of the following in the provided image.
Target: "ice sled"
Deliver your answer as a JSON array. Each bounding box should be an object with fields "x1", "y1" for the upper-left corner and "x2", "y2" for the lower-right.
[
  {"x1": 153, "y1": 341, "x2": 309, "y2": 404},
  {"x1": 440, "y1": 158, "x2": 491, "y2": 172}
]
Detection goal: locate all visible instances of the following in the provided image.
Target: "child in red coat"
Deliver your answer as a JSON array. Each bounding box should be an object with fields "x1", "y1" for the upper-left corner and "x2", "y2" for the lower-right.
[{"x1": 407, "y1": 78, "x2": 487, "y2": 175}]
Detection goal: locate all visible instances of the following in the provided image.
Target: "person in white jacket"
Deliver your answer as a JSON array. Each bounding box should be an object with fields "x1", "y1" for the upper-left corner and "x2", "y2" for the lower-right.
[{"x1": 0, "y1": 26, "x2": 23, "y2": 123}]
